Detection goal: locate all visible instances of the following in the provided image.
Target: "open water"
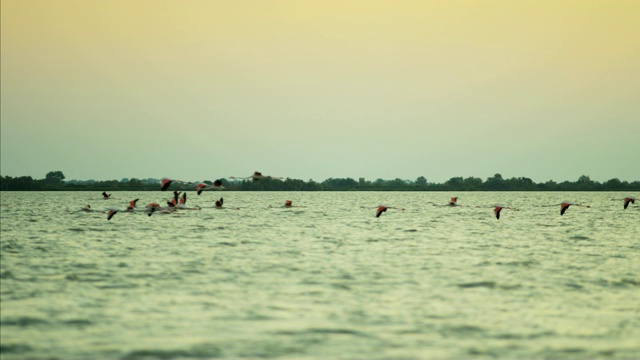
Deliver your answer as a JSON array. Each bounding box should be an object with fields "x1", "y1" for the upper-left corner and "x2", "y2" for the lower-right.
[{"x1": 1, "y1": 191, "x2": 639, "y2": 359}]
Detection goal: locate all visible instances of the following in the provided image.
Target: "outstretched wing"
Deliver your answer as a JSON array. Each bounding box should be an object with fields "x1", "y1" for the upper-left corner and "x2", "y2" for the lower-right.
[
  {"x1": 494, "y1": 206, "x2": 502, "y2": 220},
  {"x1": 160, "y1": 178, "x2": 172, "y2": 191}
]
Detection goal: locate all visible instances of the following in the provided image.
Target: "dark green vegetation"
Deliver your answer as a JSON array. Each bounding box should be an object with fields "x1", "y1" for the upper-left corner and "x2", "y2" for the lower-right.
[{"x1": 1, "y1": 171, "x2": 638, "y2": 191}]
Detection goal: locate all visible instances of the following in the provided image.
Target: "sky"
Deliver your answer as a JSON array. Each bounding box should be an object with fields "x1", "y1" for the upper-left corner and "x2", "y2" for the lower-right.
[{"x1": 2, "y1": 0, "x2": 639, "y2": 184}]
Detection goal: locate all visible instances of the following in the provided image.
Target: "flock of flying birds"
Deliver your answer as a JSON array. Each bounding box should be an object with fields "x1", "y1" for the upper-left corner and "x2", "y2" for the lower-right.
[
  {"x1": 82, "y1": 171, "x2": 637, "y2": 221},
  {"x1": 377, "y1": 195, "x2": 635, "y2": 219},
  {"x1": 84, "y1": 172, "x2": 284, "y2": 220}
]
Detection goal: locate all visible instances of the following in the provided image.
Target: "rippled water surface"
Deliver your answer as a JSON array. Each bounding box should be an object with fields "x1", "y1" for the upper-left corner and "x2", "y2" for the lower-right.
[{"x1": 1, "y1": 191, "x2": 639, "y2": 359}]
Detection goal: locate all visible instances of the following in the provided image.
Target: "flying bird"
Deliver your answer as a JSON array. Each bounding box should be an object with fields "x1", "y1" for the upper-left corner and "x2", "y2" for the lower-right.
[
  {"x1": 160, "y1": 178, "x2": 172, "y2": 191},
  {"x1": 145, "y1": 202, "x2": 161, "y2": 216},
  {"x1": 430, "y1": 197, "x2": 461, "y2": 207},
  {"x1": 174, "y1": 192, "x2": 200, "y2": 210},
  {"x1": 376, "y1": 205, "x2": 405, "y2": 218},
  {"x1": 543, "y1": 201, "x2": 590, "y2": 216},
  {"x1": 196, "y1": 180, "x2": 224, "y2": 195},
  {"x1": 127, "y1": 199, "x2": 139, "y2": 211},
  {"x1": 624, "y1": 196, "x2": 636, "y2": 209},
  {"x1": 215, "y1": 197, "x2": 224, "y2": 209},
  {"x1": 107, "y1": 208, "x2": 118, "y2": 221},
  {"x1": 102, "y1": 192, "x2": 112, "y2": 200},
  {"x1": 160, "y1": 178, "x2": 187, "y2": 191},
  {"x1": 493, "y1": 205, "x2": 517, "y2": 220},
  {"x1": 560, "y1": 201, "x2": 590, "y2": 216},
  {"x1": 282, "y1": 200, "x2": 306, "y2": 208},
  {"x1": 210, "y1": 197, "x2": 240, "y2": 210},
  {"x1": 164, "y1": 192, "x2": 183, "y2": 207},
  {"x1": 106, "y1": 199, "x2": 146, "y2": 219},
  {"x1": 167, "y1": 192, "x2": 187, "y2": 208},
  {"x1": 230, "y1": 171, "x2": 282, "y2": 181}
]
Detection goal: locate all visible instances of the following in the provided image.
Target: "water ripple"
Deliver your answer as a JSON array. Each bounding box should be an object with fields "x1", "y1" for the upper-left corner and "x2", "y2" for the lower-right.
[{"x1": 1, "y1": 191, "x2": 639, "y2": 359}]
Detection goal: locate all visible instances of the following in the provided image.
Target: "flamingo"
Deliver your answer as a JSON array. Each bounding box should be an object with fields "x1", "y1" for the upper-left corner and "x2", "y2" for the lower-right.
[
  {"x1": 147, "y1": 202, "x2": 176, "y2": 216},
  {"x1": 102, "y1": 192, "x2": 111, "y2": 200},
  {"x1": 161, "y1": 178, "x2": 186, "y2": 191},
  {"x1": 127, "y1": 199, "x2": 139, "y2": 211},
  {"x1": 166, "y1": 193, "x2": 191, "y2": 209},
  {"x1": 107, "y1": 199, "x2": 146, "y2": 219},
  {"x1": 282, "y1": 200, "x2": 305, "y2": 208},
  {"x1": 195, "y1": 183, "x2": 207, "y2": 195},
  {"x1": 81, "y1": 205, "x2": 93, "y2": 212},
  {"x1": 107, "y1": 208, "x2": 119, "y2": 220},
  {"x1": 175, "y1": 192, "x2": 199, "y2": 210},
  {"x1": 430, "y1": 197, "x2": 461, "y2": 207},
  {"x1": 376, "y1": 205, "x2": 405, "y2": 218},
  {"x1": 624, "y1": 196, "x2": 635, "y2": 209},
  {"x1": 493, "y1": 204, "x2": 517, "y2": 220},
  {"x1": 160, "y1": 177, "x2": 172, "y2": 191},
  {"x1": 165, "y1": 191, "x2": 185, "y2": 208},
  {"x1": 215, "y1": 197, "x2": 224, "y2": 209},
  {"x1": 230, "y1": 171, "x2": 282, "y2": 181},
  {"x1": 209, "y1": 197, "x2": 240, "y2": 210},
  {"x1": 196, "y1": 180, "x2": 224, "y2": 195},
  {"x1": 543, "y1": 201, "x2": 590, "y2": 216},
  {"x1": 145, "y1": 202, "x2": 163, "y2": 216}
]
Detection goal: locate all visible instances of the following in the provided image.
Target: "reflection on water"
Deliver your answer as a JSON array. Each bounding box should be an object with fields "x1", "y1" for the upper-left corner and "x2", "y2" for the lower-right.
[{"x1": 1, "y1": 191, "x2": 639, "y2": 359}]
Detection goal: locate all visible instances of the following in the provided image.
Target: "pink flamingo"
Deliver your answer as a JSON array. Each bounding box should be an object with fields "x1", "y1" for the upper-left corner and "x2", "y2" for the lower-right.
[
  {"x1": 282, "y1": 200, "x2": 306, "y2": 208},
  {"x1": 160, "y1": 178, "x2": 186, "y2": 191},
  {"x1": 430, "y1": 197, "x2": 461, "y2": 207},
  {"x1": 543, "y1": 201, "x2": 590, "y2": 216},
  {"x1": 145, "y1": 202, "x2": 165, "y2": 216},
  {"x1": 160, "y1": 178, "x2": 172, "y2": 191},
  {"x1": 376, "y1": 205, "x2": 405, "y2": 218},
  {"x1": 127, "y1": 199, "x2": 139, "y2": 211},
  {"x1": 106, "y1": 198, "x2": 143, "y2": 220},
  {"x1": 196, "y1": 180, "x2": 224, "y2": 195},
  {"x1": 107, "y1": 208, "x2": 119, "y2": 220},
  {"x1": 215, "y1": 197, "x2": 224, "y2": 209},
  {"x1": 175, "y1": 192, "x2": 200, "y2": 210},
  {"x1": 230, "y1": 171, "x2": 282, "y2": 181},
  {"x1": 493, "y1": 204, "x2": 517, "y2": 220},
  {"x1": 624, "y1": 196, "x2": 635, "y2": 209}
]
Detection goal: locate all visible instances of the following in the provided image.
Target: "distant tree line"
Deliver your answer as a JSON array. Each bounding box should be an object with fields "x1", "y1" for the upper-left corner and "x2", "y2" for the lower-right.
[{"x1": 1, "y1": 171, "x2": 639, "y2": 192}]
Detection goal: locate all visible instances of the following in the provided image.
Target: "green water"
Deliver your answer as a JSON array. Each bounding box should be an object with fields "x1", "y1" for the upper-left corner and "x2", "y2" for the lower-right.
[{"x1": 1, "y1": 191, "x2": 639, "y2": 359}]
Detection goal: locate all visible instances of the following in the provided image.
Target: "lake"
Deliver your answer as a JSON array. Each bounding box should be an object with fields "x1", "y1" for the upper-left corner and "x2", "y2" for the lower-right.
[{"x1": 1, "y1": 191, "x2": 639, "y2": 359}]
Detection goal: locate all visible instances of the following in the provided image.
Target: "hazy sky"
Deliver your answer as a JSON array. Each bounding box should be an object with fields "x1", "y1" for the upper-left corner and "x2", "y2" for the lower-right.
[{"x1": 2, "y1": 0, "x2": 639, "y2": 184}]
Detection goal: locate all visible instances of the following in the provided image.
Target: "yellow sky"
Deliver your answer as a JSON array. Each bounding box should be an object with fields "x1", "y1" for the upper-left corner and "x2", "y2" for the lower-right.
[{"x1": 2, "y1": 0, "x2": 639, "y2": 182}]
